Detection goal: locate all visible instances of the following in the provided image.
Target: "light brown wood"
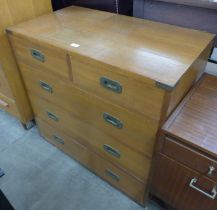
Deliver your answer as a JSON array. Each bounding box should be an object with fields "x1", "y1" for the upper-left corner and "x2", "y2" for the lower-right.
[
  {"x1": 30, "y1": 94, "x2": 151, "y2": 183},
  {"x1": 18, "y1": 62, "x2": 159, "y2": 157},
  {"x1": 0, "y1": 0, "x2": 52, "y2": 124},
  {"x1": 7, "y1": 6, "x2": 214, "y2": 204},
  {"x1": 37, "y1": 117, "x2": 147, "y2": 204},
  {"x1": 7, "y1": 6, "x2": 214, "y2": 88}
]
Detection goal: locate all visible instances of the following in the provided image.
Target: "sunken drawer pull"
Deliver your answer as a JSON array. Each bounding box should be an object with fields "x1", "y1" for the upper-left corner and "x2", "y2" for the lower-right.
[
  {"x1": 100, "y1": 76, "x2": 122, "y2": 93},
  {"x1": 47, "y1": 111, "x2": 59, "y2": 122},
  {"x1": 103, "y1": 144, "x2": 121, "y2": 158},
  {"x1": 0, "y1": 99, "x2": 9, "y2": 107},
  {"x1": 103, "y1": 113, "x2": 123, "y2": 129},
  {"x1": 53, "y1": 135, "x2": 65, "y2": 145},
  {"x1": 31, "y1": 49, "x2": 45, "y2": 62},
  {"x1": 189, "y1": 178, "x2": 217, "y2": 200},
  {"x1": 39, "y1": 81, "x2": 53, "y2": 93},
  {"x1": 105, "y1": 169, "x2": 120, "y2": 181}
]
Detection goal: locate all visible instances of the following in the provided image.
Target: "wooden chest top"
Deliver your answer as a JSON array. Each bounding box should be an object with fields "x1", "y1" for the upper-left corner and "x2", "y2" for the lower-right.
[
  {"x1": 7, "y1": 6, "x2": 215, "y2": 89},
  {"x1": 163, "y1": 74, "x2": 217, "y2": 158}
]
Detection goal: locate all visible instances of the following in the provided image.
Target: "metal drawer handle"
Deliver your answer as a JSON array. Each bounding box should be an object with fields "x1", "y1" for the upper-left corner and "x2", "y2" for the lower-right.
[
  {"x1": 0, "y1": 99, "x2": 9, "y2": 107},
  {"x1": 47, "y1": 111, "x2": 59, "y2": 122},
  {"x1": 105, "y1": 169, "x2": 120, "y2": 181},
  {"x1": 103, "y1": 113, "x2": 123, "y2": 129},
  {"x1": 100, "y1": 76, "x2": 122, "y2": 93},
  {"x1": 53, "y1": 135, "x2": 65, "y2": 145},
  {"x1": 39, "y1": 81, "x2": 53, "y2": 93},
  {"x1": 208, "y1": 166, "x2": 215, "y2": 176},
  {"x1": 103, "y1": 144, "x2": 121, "y2": 158},
  {"x1": 31, "y1": 49, "x2": 45, "y2": 62},
  {"x1": 189, "y1": 178, "x2": 217, "y2": 200}
]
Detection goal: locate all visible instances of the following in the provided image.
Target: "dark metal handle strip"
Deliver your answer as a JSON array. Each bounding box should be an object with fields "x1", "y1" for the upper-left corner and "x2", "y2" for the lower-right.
[
  {"x1": 103, "y1": 113, "x2": 123, "y2": 129},
  {"x1": 31, "y1": 49, "x2": 45, "y2": 62},
  {"x1": 105, "y1": 169, "x2": 120, "y2": 181},
  {"x1": 39, "y1": 80, "x2": 53, "y2": 93},
  {"x1": 103, "y1": 144, "x2": 121, "y2": 158},
  {"x1": 100, "y1": 76, "x2": 122, "y2": 93},
  {"x1": 53, "y1": 135, "x2": 64, "y2": 145},
  {"x1": 47, "y1": 111, "x2": 59, "y2": 122}
]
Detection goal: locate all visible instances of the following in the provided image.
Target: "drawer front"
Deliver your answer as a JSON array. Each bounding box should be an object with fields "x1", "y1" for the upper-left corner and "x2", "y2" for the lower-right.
[
  {"x1": 151, "y1": 154, "x2": 217, "y2": 210},
  {"x1": 162, "y1": 137, "x2": 217, "y2": 182},
  {"x1": 30, "y1": 94, "x2": 150, "y2": 182},
  {"x1": 70, "y1": 57, "x2": 165, "y2": 120},
  {"x1": 37, "y1": 117, "x2": 146, "y2": 203},
  {"x1": 9, "y1": 35, "x2": 71, "y2": 80},
  {"x1": 19, "y1": 62, "x2": 158, "y2": 157},
  {"x1": 0, "y1": 93, "x2": 19, "y2": 118}
]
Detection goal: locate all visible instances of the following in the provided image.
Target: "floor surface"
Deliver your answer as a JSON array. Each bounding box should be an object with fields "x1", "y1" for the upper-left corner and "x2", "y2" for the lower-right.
[{"x1": 0, "y1": 110, "x2": 164, "y2": 210}]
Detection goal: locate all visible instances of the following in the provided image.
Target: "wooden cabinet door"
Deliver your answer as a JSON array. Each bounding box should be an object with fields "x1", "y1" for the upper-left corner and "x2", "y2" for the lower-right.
[{"x1": 151, "y1": 154, "x2": 217, "y2": 210}]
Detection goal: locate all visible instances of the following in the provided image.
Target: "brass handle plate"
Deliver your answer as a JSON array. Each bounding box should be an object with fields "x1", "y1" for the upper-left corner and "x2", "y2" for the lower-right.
[
  {"x1": 100, "y1": 76, "x2": 122, "y2": 93},
  {"x1": 103, "y1": 144, "x2": 121, "y2": 158},
  {"x1": 47, "y1": 111, "x2": 59, "y2": 122},
  {"x1": 103, "y1": 113, "x2": 123, "y2": 129},
  {"x1": 105, "y1": 169, "x2": 120, "y2": 181},
  {"x1": 53, "y1": 135, "x2": 64, "y2": 145},
  {"x1": 31, "y1": 49, "x2": 45, "y2": 62},
  {"x1": 39, "y1": 80, "x2": 53, "y2": 93}
]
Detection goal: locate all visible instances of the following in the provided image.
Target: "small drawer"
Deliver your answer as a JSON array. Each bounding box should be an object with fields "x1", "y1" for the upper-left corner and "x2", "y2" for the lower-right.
[
  {"x1": 37, "y1": 117, "x2": 146, "y2": 204},
  {"x1": 162, "y1": 137, "x2": 217, "y2": 182},
  {"x1": 0, "y1": 93, "x2": 20, "y2": 118},
  {"x1": 70, "y1": 57, "x2": 165, "y2": 120},
  {"x1": 151, "y1": 154, "x2": 217, "y2": 210},
  {"x1": 30, "y1": 94, "x2": 151, "y2": 182},
  {"x1": 18, "y1": 62, "x2": 159, "y2": 158},
  {"x1": 9, "y1": 35, "x2": 71, "y2": 80}
]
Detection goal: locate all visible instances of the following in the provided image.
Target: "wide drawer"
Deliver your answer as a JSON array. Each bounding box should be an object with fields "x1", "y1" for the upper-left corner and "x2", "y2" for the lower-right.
[
  {"x1": 162, "y1": 137, "x2": 217, "y2": 183},
  {"x1": 37, "y1": 117, "x2": 147, "y2": 204},
  {"x1": 70, "y1": 57, "x2": 165, "y2": 120},
  {"x1": 151, "y1": 154, "x2": 217, "y2": 210},
  {"x1": 30, "y1": 94, "x2": 151, "y2": 182},
  {"x1": 9, "y1": 35, "x2": 71, "y2": 80},
  {"x1": 0, "y1": 92, "x2": 19, "y2": 118},
  {"x1": 19, "y1": 62, "x2": 158, "y2": 157}
]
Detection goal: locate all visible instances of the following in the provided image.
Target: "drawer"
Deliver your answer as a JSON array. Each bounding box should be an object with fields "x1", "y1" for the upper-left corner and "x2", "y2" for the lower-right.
[
  {"x1": 70, "y1": 57, "x2": 165, "y2": 120},
  {"x1": 151, "y1": 154, "x2": 217, "y2": 210},
  {"x1": 162, "y1": 137, "x2": 217, "y2": 182},
  {"x1": 0, "y1": 92, "x2": 19, "y2": 118},
  {"x1": 37, "y1": 117, "x2": 147, "y2": 204},
  {"x1": 19, "y1": 62, "x2": 158, "y2": 157},
  {"x1": 30, "y1": 94, "x2": 151, "y2": 182},
  {"x1": 9, "y1": 35, "x2": 71, "y2": 80}
]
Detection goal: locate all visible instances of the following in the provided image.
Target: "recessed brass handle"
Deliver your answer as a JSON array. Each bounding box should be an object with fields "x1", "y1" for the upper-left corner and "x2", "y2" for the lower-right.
[
  {"x1": 47, "y1": 111, "x2": 59, "y2": 122},
  {"x1": 189, "y1": 178, "x2": 217, "y2": 200},
  {"x1": 31, "y1": 49, "x2": 45, "y2": 62},
  {"x1": 53, "y1": 135, "x2": 64, "y2": 145},
  {"x1": 103, "y1": 144, "x2": 121, "y2": 158},
  {"x1": 39, "y1": 81, "x2": 53, "y2": 93},
  {"x1": 100, "y1": 76, "x2": 122, "y2": 93},
  {"x1": 103, "y1": 113, "x2": 123, "y2": 129},
  {"x1": 105, "y1": 169, "x2": 120, "y2": 181}
]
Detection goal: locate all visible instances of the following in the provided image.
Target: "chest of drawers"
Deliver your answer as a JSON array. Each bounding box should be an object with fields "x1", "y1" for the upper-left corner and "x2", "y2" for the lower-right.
[
  {"x1": 0, "y1": 0, "x2": 52, "y2": 127},
  {"x1": 151, "y1": 74, "x2": 217, "y2": 210},
  {"x1": 7, "y1": 6, "x2": 214, "y2": 204}
]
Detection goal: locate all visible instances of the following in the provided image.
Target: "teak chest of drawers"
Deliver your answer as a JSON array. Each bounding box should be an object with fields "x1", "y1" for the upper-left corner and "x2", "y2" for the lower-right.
[
  {"x1": 0, "y1": 0, "x2": 52, "y2": 128},
  {"x1": 7, "y1": 6, "x2": 214, "y2": 204},
  {"x1": 151, "y1": 74, "x2": 217, "y2": 210}
]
